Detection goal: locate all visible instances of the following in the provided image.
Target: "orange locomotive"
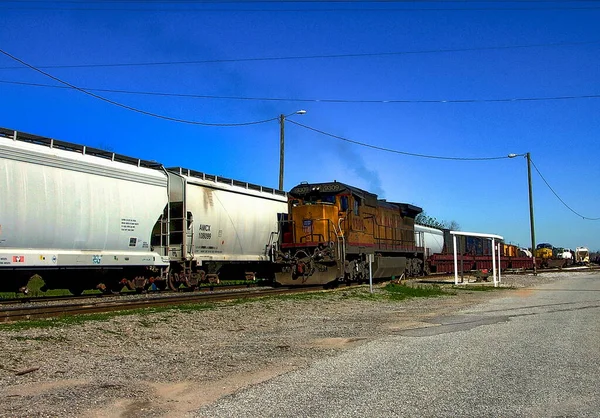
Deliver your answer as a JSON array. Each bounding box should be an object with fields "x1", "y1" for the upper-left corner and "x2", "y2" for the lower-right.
[{"x1": 275, "y1": 181, "x2": 425, "y2": 286}]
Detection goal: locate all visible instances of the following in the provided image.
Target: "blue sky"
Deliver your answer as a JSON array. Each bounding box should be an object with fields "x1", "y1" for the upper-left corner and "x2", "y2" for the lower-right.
[{"x1": 1, "y1": 1, "x2": 599, "y2": 251}]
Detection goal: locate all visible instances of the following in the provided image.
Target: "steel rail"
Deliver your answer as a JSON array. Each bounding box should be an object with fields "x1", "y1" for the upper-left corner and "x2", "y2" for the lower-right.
[
  {"x1": 0, "y1": 286, "x2": 324, "y2": 323},
  {"x1": 0, "y1": 283, "x2": 260, "y2": 306}
]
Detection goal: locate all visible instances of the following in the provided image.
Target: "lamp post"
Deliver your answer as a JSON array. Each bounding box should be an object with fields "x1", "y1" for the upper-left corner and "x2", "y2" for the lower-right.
[
  {"x1": 509, "y1": 152, "x2": 537, "y2": 275},
  {"x1": 279, "y1": 110, "x2": 306, "y2": 191}
]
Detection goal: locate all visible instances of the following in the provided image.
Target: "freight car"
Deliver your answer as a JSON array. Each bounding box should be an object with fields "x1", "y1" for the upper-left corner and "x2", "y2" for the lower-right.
[
  {"x1": 534, "y1": 243, "x2": 574, "y2": 268},
  {"x1": 0, "y1": 127, "x2": 287, "y2": 294},
  {"x1": 156, "y1": 167, "x2": 288, "y2": 290},
  {"x1": 575, "y1": 247, "x2": 590, "y2": 264},
  {"x1": 418, "y1": 228, "x2": 534, "y2": 273},
  {"x1": 274, "y1": 181, "x2": 424, "y2": 286}
]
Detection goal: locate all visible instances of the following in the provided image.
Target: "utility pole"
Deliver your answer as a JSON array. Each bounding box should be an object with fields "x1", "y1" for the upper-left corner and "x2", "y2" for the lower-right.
[
  {"x1": 527, "y1": 152, "x2": 537, "y2": 275},
  {"x1": 278, "y1": 110, "x2": 306, "y2": 191},
  {"x1": 278, "y1": 114, "x2": 285, "y2": 191},
  {"x1": 509, "y1": 152, "x2": 537, "y2": 275}
]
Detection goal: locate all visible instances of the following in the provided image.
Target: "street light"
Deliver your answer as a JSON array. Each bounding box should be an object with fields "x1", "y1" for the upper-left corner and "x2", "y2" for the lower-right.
[
  {"x1": 279, "y1": 109, "x2": 306, "y2": 190},
  {"x1": 509, "y1": 152, "x2": 537, "y2": 275}
]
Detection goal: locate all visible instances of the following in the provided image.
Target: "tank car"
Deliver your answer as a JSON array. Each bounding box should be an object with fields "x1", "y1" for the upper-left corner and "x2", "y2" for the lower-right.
[
  {"x1": 0, "y1": 127, "x2": 169, "y2": 294},
  {"x1": 275, "y1": 181, "x2": 424, "y2": 286}
]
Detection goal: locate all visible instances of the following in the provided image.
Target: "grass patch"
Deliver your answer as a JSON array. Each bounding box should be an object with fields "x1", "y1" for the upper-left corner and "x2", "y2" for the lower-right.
[{"x1": 383, "y1": 283, "x2": 447, "y2": 300}]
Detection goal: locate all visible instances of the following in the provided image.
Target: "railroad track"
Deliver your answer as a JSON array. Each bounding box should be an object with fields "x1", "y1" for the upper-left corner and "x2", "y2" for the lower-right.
[
  {"x1": 0, "y1": 283, "x2": 260, "y2": 306},
  {"x1": 0, "y1": 286, "x2": 323, "y2": 323}
]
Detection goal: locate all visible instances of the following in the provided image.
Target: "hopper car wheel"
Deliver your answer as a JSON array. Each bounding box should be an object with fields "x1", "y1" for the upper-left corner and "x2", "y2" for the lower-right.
[
  {"x1": 109, "y1": 281, "x2": 126, "y2": 295},
  {"x1": 68, "y1": 285, "x2": 86, "y2": 296},
  {"x1": 169, "y1": 273, "x2": 181, "y2": 291}
]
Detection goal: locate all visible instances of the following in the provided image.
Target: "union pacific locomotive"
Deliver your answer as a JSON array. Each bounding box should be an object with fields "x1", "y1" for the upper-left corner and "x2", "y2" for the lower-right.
[
  {"x1": 0, "y1": 127, "x2": 533, "y2": 294},
  {"x1": 274, "y1": 182, "x2": 424, "y2": 285}
]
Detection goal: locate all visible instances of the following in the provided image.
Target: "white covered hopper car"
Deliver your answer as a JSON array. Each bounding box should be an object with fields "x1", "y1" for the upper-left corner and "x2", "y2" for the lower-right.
[{"x1": 0, "y1": 128, "x2": 287, "y2": 294}]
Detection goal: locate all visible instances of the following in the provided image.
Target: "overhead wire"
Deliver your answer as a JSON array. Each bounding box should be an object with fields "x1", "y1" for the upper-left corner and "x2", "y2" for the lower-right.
[
  {"x1": 287, "y1": 120, "x2": 600, "y2": 220},
  {"x1": 530, "y1": 158, "x2": 600, "y2": 220},
  {"x1": 0, "y1": 40, "x2": 597, "y2": 70},
  {"x1": 3, "y1": 79, "x2": 600, "y2": 104},
  {"x1": 287, "y1": 120, "x2": 511, "y2": 160},
  {"x1": 0, "y1": 48, "x2": 279, "y2": 127},
  {"x1": 2, "y1": 1, "x2": 600, "y2": 11},
  {"x1": 5, "y1": 1, "x2": 600, "y2": 3}
]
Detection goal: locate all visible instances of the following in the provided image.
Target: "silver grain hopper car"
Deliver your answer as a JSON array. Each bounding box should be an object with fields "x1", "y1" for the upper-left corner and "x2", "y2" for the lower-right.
[
  {"x1": 157, "y1": 167, "x2": 288, "y2": 289},
  {"x1": 1, "y1": 127, "x2": 289, "y2": 294},
  {"x1": 0, "y1": 128, "x2": 169, "y2": 294}
]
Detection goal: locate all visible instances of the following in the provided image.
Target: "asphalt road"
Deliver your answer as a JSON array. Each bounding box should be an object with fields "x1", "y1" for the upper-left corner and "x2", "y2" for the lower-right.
[{"x1": 194, "y1": 273, "x2": 600, "y2": 417}]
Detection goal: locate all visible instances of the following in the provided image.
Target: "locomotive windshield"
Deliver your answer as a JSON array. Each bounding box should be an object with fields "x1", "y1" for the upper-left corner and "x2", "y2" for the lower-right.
[{"x1": 297, "y1": 193, "x2": 337, "y2": 205}]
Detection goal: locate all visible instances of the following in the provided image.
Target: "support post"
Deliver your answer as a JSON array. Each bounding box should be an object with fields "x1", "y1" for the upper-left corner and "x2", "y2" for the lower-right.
[
  {"x1": 453, "y1": 234, "x2": 459, "y2": 285},
  {"x1": 368, "y1": 253, "x2": 373, "y2": 294},
  {"x1": 497, "y1": 242, "x2": 502, "y2": 284},
  {"x1": 492, "y1": 238, "x2": 498, "y2": 287}
]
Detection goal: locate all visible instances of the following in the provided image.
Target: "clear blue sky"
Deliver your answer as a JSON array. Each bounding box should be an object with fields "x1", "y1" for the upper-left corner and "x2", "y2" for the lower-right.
[{"x1": 1, "y1": 1, "x2": 599, "y2": 251}]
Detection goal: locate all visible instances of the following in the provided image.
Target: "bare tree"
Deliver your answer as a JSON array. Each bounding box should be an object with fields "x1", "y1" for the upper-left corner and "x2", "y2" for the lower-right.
[{"x1": 415, "y1": 211, "x2": 461, "y2": 231}]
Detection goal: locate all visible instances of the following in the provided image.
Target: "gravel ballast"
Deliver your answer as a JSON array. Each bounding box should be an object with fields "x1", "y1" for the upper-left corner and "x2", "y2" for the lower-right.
[{"x1": 0, "y1": 271, "x2": 582, "y2": 417}]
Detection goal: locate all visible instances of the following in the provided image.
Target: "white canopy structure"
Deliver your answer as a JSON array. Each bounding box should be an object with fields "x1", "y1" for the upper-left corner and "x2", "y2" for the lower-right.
[{"x1": 450, "y1": 231, "x2": 504, "y2": 287}]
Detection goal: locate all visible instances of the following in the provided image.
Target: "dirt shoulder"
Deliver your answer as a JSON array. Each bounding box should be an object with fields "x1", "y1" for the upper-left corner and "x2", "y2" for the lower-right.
[{"x1": 0, "y1": 272, "x2": 580, "y2": 417}]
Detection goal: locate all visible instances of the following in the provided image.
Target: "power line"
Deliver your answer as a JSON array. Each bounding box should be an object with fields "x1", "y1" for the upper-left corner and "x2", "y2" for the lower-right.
[
  {"x1": 3, "y1": 3, "x2": 600, "y2": 11},
  {"x1": 530, "y1": 158, "x2": 600, "y2": 220},
  {"x1": 1, "y1": 40, "x2": 597, "y2": 70},
  {"x1": 5, "y1": 1, "x2": 600, "y2": 3},
  {"x1": 3, "y1": 79, "x2": 600, "y2": 104},
  {"x1": 286, "y1": 118, "x2": 600, "y2": 219},
  {"x1": 0, "y1": 48, "x2": 279, "y2": 127},
  {"x1": 287, "y1": 119, "x2": 511, "y2": 160}
]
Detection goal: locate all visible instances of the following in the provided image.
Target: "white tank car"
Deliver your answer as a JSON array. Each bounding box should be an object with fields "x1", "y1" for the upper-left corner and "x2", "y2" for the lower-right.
[
  {"x1": 161, "y1": 168, "x2": 288, "y2": 269},
  {"x1": 0, "y1": 128, "x2": 169, "y2": 275},
  {"x1": 414, "y1": 224, "x2": 444, "y2": 257}
]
